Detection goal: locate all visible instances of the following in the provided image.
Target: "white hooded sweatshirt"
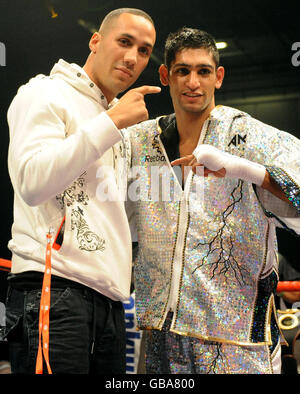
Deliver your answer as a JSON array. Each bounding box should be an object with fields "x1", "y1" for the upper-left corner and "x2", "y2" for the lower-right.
[{"x1": 7, "y1": 59, "x2": 132, "y2": 301}]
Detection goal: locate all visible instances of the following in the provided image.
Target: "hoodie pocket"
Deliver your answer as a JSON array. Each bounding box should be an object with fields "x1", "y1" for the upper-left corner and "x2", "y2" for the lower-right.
[
  {"x1": 52, "y1": 216, "x2": 65, "y2": 251},
  {"x1": 54, "y1": 212, "x2": 72, "y2": 256}
]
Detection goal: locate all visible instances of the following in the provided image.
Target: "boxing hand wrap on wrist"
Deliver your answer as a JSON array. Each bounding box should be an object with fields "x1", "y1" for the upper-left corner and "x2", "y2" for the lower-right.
[{"x1": 193, "y1": 145, "x2": 266, "y2": 186}]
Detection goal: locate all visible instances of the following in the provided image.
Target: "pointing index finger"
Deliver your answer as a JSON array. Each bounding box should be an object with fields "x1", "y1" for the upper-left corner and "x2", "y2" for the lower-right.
[{"x1": 135, "y1": 85, "x2": 161, "y2": 95}]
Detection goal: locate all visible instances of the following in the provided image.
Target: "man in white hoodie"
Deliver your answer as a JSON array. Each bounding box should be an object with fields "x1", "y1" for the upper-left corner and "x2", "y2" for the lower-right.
[{"x1": 5, "y1": 8, "x2": 159, "y2": 374}]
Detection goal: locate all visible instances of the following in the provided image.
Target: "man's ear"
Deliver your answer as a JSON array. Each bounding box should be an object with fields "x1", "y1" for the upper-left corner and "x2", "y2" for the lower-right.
[
  {"x1": 159, "y1": 64, "x2": 169, "y2": 86},
  {"x1": 215, "y1": 66, "x2": 225, "y2": 90},
  {"x1": 89, "y1": 32, "x2": 101, "y2": 53}
]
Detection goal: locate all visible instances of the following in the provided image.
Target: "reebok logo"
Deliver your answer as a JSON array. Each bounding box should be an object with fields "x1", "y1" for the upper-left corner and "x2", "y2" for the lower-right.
[{"x1": 144, "y1": 155, "x2": 166, "y2": 163}]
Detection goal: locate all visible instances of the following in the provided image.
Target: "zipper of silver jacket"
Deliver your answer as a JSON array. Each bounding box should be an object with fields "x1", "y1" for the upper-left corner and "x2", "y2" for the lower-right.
[
  {"x1": 156, "y1": 117, "x2": 211, "y2": 327},
  {"x1": 167, "y1": 118, "x2": 211, "y2": 316},
  {"x1": 155, "y1": 128, "x2": 185, "y2": 326},
  {"x1": 167, "y1": 176, "x2": 192, "y2": 313}
]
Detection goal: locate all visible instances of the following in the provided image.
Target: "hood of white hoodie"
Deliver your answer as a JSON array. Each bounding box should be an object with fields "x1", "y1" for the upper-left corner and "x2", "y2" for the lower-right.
[{"x1": 50, "y1": 59, "x2": 118, "y2": 109}]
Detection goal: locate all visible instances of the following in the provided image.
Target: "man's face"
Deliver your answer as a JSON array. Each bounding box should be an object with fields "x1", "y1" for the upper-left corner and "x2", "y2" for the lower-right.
[
  {"x1": 160, "y1": 48, "x2": 224, "y2": 116},
  {"x1": 88, "y1": 13, "x2": 156, "y2": 102}
]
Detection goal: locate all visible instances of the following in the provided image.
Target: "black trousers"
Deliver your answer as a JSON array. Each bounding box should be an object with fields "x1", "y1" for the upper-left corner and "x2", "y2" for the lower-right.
[{"x1": 5, "y1": 284, "x2": 126, "y2": 374}]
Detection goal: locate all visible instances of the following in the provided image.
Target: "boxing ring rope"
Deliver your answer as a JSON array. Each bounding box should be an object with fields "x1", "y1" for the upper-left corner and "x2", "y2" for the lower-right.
[
  {"x1": 277, "y1": 282, "x2": 300, "y2": 292},
  {"x1": 0, "y1": 259, "x2": 11, "y2": 272}
]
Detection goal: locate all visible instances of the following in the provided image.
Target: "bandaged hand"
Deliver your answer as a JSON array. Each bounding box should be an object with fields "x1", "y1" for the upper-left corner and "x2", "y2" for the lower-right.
[{"x1": 171, "y1": 144, "x2": 266, "y2": 186}]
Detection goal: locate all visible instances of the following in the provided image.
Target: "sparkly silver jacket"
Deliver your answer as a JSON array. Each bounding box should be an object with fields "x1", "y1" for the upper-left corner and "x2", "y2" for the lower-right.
[{"x1": 127, "y1": 105, "x2": 300, "y2": 346}]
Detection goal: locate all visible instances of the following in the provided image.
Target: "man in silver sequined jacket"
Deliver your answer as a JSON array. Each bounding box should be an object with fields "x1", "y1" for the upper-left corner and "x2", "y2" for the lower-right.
[{"x1": 126, "y1": 27, "x2": 300, "y2": 374}]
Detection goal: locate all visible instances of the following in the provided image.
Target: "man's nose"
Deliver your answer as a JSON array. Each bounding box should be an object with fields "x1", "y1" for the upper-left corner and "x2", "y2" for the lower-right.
[
  {"x1": 124, "y1": 47, "x2": 138, "y2": 67},
  {"x1": 186, "y1": 71, "x2": 200, "y2": 90}
]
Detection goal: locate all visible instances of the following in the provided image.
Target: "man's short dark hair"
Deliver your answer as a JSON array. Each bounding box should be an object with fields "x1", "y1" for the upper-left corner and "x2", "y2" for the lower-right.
[
  {"x1": 164, "y1": 27, "x2": 220, "y2": 69},
  {"x1": 99, "y1": 8, "x2": 155, "y2": 33}
]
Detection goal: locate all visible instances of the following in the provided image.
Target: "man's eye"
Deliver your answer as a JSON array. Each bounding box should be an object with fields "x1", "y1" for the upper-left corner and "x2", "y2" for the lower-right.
[
  {"x1": 119, "y1": 38, "x2": 130, "y2": 46},
  {"x1": 139, "y1": 47, "x2": 150, "y2": 57},
  {"x1": 199, "y1": 68, "x2": 211, "y2": 75},
  {"x1": 175, "y1": 68, "x2": 189, "y2": 75}
]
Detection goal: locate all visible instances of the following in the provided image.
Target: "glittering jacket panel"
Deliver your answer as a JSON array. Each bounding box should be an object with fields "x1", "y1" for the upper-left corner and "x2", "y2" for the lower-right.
[{"x1": 127, "y1": 105, "x2": 300, "y2": 347}]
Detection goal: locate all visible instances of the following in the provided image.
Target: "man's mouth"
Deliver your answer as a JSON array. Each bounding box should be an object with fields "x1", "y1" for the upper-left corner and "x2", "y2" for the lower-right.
[
  {"x1": 115, "y1": 67, "x2": 133, "y2": 78},
  {"x1": 182, "y1": 92, "x2": 203, "y2": 97}
]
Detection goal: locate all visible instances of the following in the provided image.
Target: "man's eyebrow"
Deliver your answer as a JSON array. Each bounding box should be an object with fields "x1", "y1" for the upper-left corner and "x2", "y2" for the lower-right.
[
  {"x1": 120, "y1": 33, "x2": 153, "y2": 48},
  {"x1": 173, "y1": 63, "x2": 214, "y2": 69}
]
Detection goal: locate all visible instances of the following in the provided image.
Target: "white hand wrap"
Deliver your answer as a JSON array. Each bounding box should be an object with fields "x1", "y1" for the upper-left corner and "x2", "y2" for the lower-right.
[{"x1": 193, "y1": 144, "x2": 266, "y2": 186}]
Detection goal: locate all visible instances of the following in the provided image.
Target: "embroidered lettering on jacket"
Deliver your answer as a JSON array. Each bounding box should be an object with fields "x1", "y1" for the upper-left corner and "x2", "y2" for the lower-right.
[
  {"x1": 143, "y1": 135, "x2": 166, "y2": 163},
  {"x1": 228, "y1": 134, "x2": 247, "y2": 148},
  {"x1": 71, "y1": 207, "x2": 106, "y2": 252},
  {"x1": 152, "y1": 134, "x2": 163, "y2": 155},
  {"x1": 144, "y1": 155, "x2": 166, "y2": 163}
]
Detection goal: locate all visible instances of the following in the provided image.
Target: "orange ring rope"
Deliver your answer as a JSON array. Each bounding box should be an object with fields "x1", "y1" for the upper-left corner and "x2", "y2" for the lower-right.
[
  {"x1": 0, "y1": 258, "x2": 11, "y2": 272},
  {"x1": 276, "y1": 281, "x2": 300, "y2": 293}
]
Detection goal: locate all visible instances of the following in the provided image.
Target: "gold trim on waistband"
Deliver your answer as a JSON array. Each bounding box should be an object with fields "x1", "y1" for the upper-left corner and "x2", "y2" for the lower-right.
[{"x1": 137, "y1": 325, "x2": 273, "y2": 347}]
